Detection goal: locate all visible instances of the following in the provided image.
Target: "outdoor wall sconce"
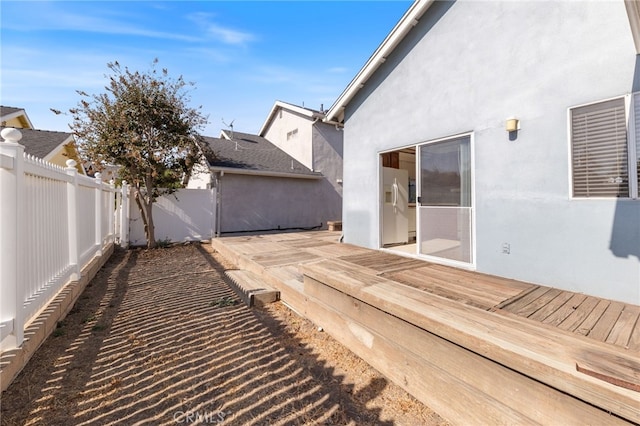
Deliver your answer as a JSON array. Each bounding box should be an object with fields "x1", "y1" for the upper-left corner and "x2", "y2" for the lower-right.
[{"x1": 506, "y1": 117, "x2": 520, "y2": 132}]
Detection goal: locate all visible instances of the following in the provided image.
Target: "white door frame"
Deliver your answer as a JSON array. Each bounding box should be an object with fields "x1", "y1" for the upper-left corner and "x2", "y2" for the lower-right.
[{"x1": 415, "y1": 132, "x2": 476, "y2": 270}]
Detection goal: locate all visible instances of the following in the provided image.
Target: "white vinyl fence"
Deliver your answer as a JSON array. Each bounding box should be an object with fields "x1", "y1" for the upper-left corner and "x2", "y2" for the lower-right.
[
  {"x1": 0, "y1": 128, "x2": 121, "y2": 351},
  {"x1": 127, "y1": 188, "x2": 216, "y2": 247}
]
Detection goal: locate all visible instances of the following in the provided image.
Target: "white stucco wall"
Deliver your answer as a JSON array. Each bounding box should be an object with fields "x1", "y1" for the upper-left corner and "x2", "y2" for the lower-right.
[
  {"x1": 312, "y1": 121, "x2": 344, "y2": 220},
  {"x1": 186, "y1": 157, "x2": 212, "y2": 189},
  {"x1": 342, "y1": 1, "x2": 640, "y2": 303},
  {"x1": 262, "y1": 107, "x2": 344, "y2": 221},
  {"x1": 263, "y1": 108, "x2": 315, "y2": 169}
]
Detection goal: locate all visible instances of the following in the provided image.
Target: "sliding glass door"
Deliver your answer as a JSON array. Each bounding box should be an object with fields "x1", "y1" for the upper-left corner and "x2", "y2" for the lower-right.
[{"x1": 417, "y1": 135, "x2": 473, "y2": 264}]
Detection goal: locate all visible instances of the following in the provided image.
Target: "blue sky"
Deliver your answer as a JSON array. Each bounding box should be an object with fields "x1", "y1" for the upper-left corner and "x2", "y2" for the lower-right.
[{"x1": 1, "y1": 1, "x2": 411, "y2": 136}]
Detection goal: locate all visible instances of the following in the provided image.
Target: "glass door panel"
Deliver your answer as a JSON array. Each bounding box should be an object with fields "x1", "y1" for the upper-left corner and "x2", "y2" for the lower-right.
[{"x1": 418, "y1": 136, "x2": 473, "y2": 264}]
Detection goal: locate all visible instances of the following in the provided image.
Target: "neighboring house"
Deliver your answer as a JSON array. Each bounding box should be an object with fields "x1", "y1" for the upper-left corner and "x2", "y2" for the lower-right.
[
  {"x1": 0, "y1": 106, "x2": 34, "y2": 129},
  {"x1": 190, "y1": 129, "x2": 340, "y2": 234},
  {"x1": 324, "y1": 0, "x2": 640, "y2": 304},
  {"x1": 1, "y1": 106, "x2": 86, "y2": 175},
  {"x1": 259, "y1": 101, "x2": 343, "y2": 218}
]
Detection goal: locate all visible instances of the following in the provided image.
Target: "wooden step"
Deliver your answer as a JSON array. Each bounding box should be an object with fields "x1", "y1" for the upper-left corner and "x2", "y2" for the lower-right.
[{"x1": 224, "y1": 269, "x2": 280, "y2": 307}]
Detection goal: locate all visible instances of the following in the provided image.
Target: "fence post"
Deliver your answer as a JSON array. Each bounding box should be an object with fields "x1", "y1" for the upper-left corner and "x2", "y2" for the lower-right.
[
  {"x1": 94, "y1": 173, "x2": 103, "y2": 256},
  {"x1": 0, "y1": 128, "x2": 25, "y2": 348},
  {"x1": 119, "y1": 181, "x2": 129, "y2": 248},
  {"x1": 66, "y1": 159, "x2": 81, "y2": 281},
  {"x1": 109, "y1": 180, "x2": 115, "y2": 243}
]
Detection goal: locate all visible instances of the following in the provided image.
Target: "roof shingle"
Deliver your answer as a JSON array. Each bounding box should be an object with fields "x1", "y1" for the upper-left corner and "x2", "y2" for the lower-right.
[
  {"x1": 201, "y1": 130, "x2": 320, "y2": 177},
  {"x1": 0, "y1": 126, "x2": 73, "y2": 159},
  {"x1": 0, "y1": 106, "x2": 24, "y2": 117}
]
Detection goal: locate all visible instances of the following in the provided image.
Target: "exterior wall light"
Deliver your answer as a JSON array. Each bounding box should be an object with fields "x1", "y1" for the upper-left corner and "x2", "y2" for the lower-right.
[{"x1": 506, "y1": 117, "x2": 520, "y2": 132}]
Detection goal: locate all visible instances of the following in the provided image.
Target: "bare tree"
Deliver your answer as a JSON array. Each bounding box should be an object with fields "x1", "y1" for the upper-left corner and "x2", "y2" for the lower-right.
[{"x1": 55, "y1": 59, "x2": 208, "y2": 248}]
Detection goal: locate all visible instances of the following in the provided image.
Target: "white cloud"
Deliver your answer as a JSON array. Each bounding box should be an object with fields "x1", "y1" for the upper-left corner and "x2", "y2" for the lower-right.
[
  {"x1": 183, "y1": 47, "x2": 234, "y2": 64},
  {"x1": 1, "y1": 3, "x2": 201, "y2": 42},
  {"x1": 186, "y1": 12, "x2": 256, "y2": 46},
  {"x1": 249, "y1": 65, "x2": 298, "y2": 84}
]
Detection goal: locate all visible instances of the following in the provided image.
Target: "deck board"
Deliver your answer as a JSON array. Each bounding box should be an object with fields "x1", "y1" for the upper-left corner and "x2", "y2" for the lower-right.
[
  {"x1": 306, "y1": 243, "x2": 370, "y2": 258},
  {"x1": 503, "y1": 287, "x2": 557, "y2": 316},
  {"x1": 557, "y1": 296, "x2": 602, "y2": 332},
  {"x1": 389, "y1": 269, "x2": 498, "y2": 309},
  {"x1": 389, "y1": 267, "x2": 529, "y2": 310},
  {"x1": 339, "y1": 251, "x2": 426, "y2": 273},
  {"x1": 234, "y1": 242, "x2": 289, "y2": 255},
  {"x1": 427, "y1": 264, "x2": 532, "y2": 292},
  {"x1": 416, "y1": 266, "x2": 534, "y2": 300},
  {"x1": 250, "y1": 249, "x2": 320, "y2": 268},
  {"x1": 212, "y1": 231, "x2": 640, "y2": 351},
  {"x1": 627, "y1": 318, "x2": 640, "y2": 351},
  {"x1": 575, "y1": 299, "x2": 611, "y2": 336},
  {"x1": 606, "y1": 305, "x2": 640, "y2": 347},
  {"x1": 588, "y1": 302, "x2": 625, "y2": 342},
  {"x1": 527, "y1": 291, "x2": 575, "y2": 322},
  {"x1": 542, "y1": 293, "x2": 588, "y2": 327}
]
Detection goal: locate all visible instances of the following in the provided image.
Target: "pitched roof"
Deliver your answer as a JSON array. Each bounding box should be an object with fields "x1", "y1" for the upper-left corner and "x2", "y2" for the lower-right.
[
  {"x1": 326, "y1": 0, "x2": 640, "y2": 124},
  {"x1": 200, "y1": 130, "x2": 322, "y2": 179},
  {"x1": 258, "y1": 100, "x2": 326, "y2": 136},
  {"x1": 0, "y1": 105, "x2": 34, "y2": 129},
  {"x1": 0, "y1": 126, "x2": 74, "y2": 159},
  {"x1": 0, "y1": 106, "x2": 23, "y2": 117},
  {"x1": 626, "y1": 0, "x2": 640, "y2": 53},
  {"x1": 325, "y1": 0, "x2": 435, "y2": 125}
]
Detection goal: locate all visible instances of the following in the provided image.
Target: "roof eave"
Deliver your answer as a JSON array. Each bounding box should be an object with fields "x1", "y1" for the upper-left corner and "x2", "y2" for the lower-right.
[
  {"x1": 209, "y1": 166, "x2": 323, "y2": 180},
  {"x1": 1, "y1": 109, "x2": 35, "y2": 129},
  {"x1": 324, "y1": 0, "x2": 435, "y2": 124},
  {"x1": 625, "y1": 0, "x2": 640, "y2": 54},
  {"x1": 41, "y1": 135, "x2": 76, "y2": 162},
  {"x1": 258, "y1": 100, "x2": 320, "y2": 136}
]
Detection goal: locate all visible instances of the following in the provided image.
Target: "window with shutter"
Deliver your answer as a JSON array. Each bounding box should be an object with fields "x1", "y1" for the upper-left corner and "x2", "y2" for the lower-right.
[{"x1": 570, "y1": 96, "x2": 638, "y2": 198}]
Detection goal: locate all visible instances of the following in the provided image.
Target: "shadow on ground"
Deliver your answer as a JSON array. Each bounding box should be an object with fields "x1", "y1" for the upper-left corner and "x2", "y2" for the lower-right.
[{"x1": 0, "y1": 243, "x2": 426, "y2": 425}]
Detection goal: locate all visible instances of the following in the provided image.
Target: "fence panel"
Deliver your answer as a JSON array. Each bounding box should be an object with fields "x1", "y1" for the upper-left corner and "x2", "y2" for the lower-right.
[
  {"x1": 101, "y1": 181, "x2": 114, "y2": 245},
  {"x1": 21, "y1": 156, "x2": 73, "y2": 323},
  {"x1": 77, "y1": 178, "x2": 98, "y2": 266},
  {"x1": 0, "y1": 128, "x2": 120, "y2": 351},
  {"x1": 128, "y1": 188, "x2": 216, "y2": 246}
]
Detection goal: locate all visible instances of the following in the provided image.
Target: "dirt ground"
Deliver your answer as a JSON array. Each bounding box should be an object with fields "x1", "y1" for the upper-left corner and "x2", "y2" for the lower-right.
[{"x1": 0, "y1": 243, "x2": 448, "y2": 426}]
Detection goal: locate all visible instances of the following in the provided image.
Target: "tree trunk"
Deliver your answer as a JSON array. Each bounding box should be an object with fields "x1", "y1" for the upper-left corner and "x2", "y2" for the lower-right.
[
  {"x1": 144, "y1": 173, "x2": 156, "y2": 249},
  {"x1": 133, "y1": 183, "x2": 156, "y2": 249},
  {"x1": 145, "y1": 198, "x2": 156, "y2": 248}
]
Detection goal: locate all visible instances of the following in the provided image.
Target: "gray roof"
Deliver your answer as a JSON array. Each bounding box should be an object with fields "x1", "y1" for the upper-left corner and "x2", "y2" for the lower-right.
[
  {"x1": 201, "y1": 130, "x2": 321, "y2": 177},
  {"x1": 0, "y1": 126, "x2": 73, "y2": 159},
  {"x1": 0, "y1": 106, "x2": 24, "y2": 117}
]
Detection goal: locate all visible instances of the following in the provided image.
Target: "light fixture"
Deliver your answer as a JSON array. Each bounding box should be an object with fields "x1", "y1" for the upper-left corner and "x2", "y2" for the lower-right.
[{"x1": 506, "y1": 117, "x2": 520, "y2": 132}]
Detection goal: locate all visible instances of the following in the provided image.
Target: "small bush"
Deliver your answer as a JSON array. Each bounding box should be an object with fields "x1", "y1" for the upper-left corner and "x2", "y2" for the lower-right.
[
  {"x1": 156, "y1": 237, "x2": 172, "y2": 248},
  {"x1": 210, "y1": 296, "x2": 238, "y2": 308}
]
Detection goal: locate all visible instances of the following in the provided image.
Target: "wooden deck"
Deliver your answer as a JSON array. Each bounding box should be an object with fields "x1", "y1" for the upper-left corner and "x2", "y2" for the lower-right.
[
  {"x1": 498, "y1": 285, "x2": 640, "y2": 350},
  {"x1": 211, "y1": 230, "x2": 640, "y2": 425}
]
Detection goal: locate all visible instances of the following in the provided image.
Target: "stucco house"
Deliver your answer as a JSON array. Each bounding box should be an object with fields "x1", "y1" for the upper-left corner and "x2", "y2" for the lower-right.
[
  {"x1": 1, "y1": 106, "x2": 85, "y2": 175},
  {"x1": 189, "y1": 100, "x2": 343, "y2": 234},
  {"x1": 324, "y1": 0, "x2": 640, "y2": 304},
  {"x1": 259, "y1": 101, "x2": 343, "y2": 218},
  {"x1": 189, "y1": 129, "x2": 340, "y2": 234}
]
